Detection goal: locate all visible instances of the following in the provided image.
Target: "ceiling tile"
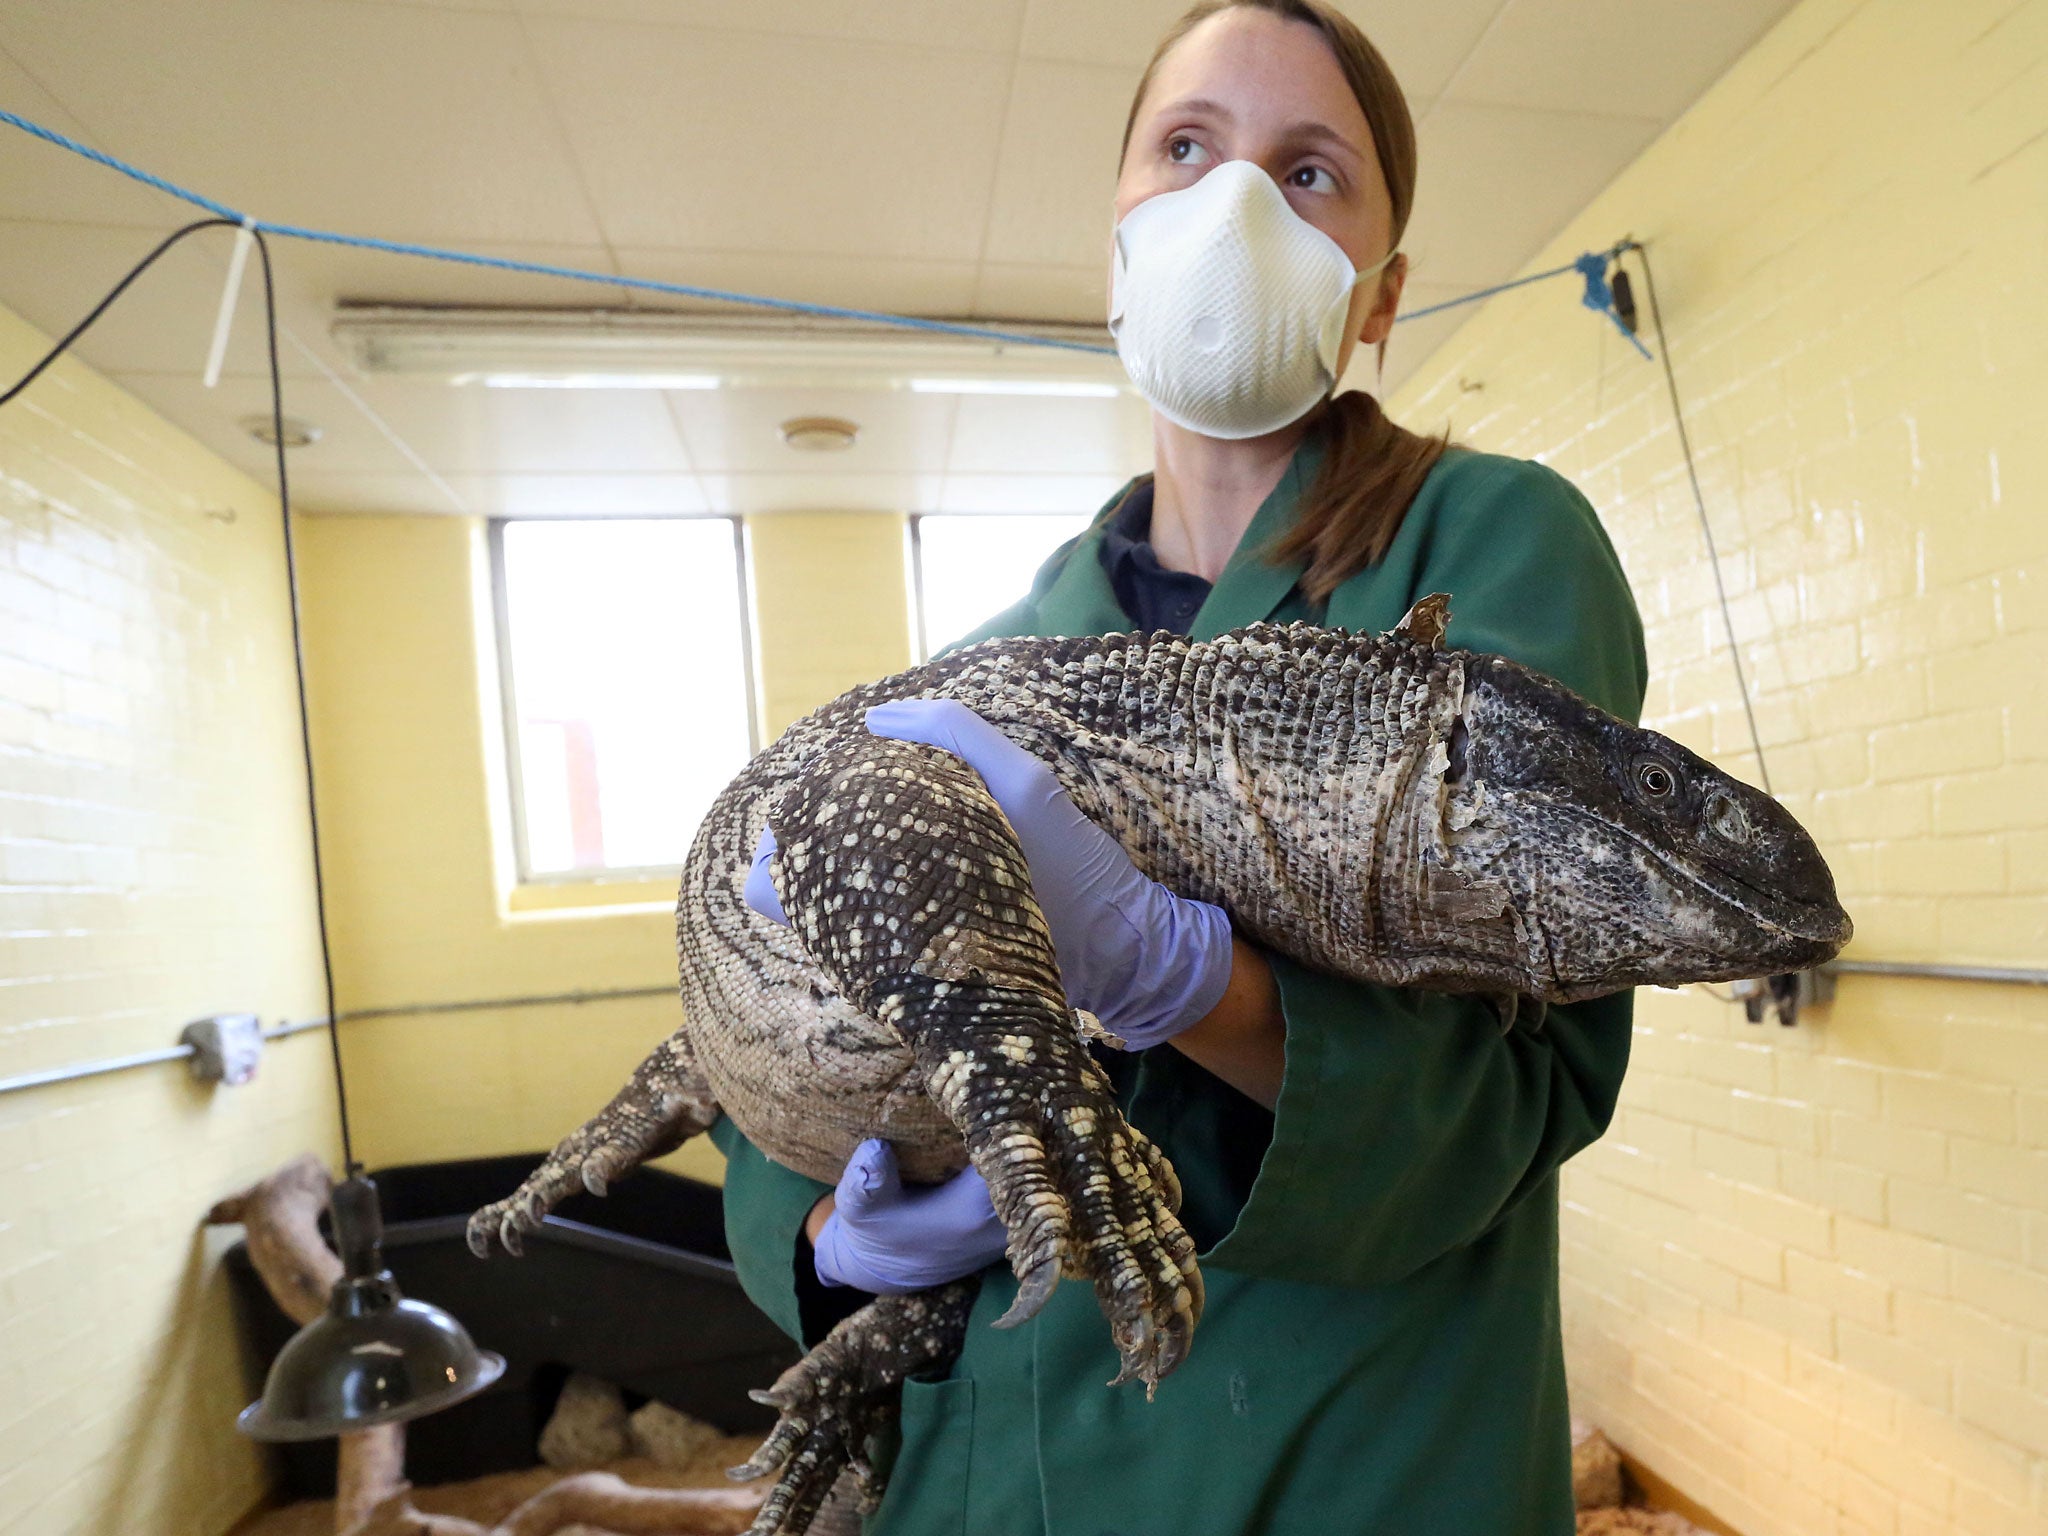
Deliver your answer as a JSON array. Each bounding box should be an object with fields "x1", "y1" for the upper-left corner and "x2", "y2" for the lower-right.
[
  {"x1": 0, "y1": 0, "x2": 604, "y2": 244},
  {"x1": 1017, "y1": 0, "x2": 1208, "y2": 68},
  {"x1": 1016, "y1": 0, "x2": 1503, "y2": 104},
  {"x1": 0, "y1": 220, "x2": 329, "y2": 382},
  {"x1": 337, "y1": 380, "x2": 691, "y2": 474},
  {"x1": 1339, "y1": 0, "x2": 1511, "y2": 107},
  {"x1": 1402, "y1": 101, "x2": 1661, "y2": 289},
  {"x1": 512, "y1": 0, "x2": 1025, "y2": 54},
  {"x1": 110, "y1": 372, "x2": 436, "y2": 481},
  {"x1": 980, "y1": 59, "x2": 1131, "y2": 270},
  {"x1": 526, "y1": 21, "x2": 1013, "y2": 257},
  {"x1": 973, "y1": 262, "x2": 1108, "y2": 324},
  {"x1": 0, "y1": 47, "x2": 175, "y2": 227},
  {"x1": 1446, "y1": 0, "x2": 1798, "y2": 121},
  {"x1": 946, "y1": 392, "x2": 1150, "y2": 476},
  {"x1": 608, "y1": 249, "x2": 980, "y2": 319},
  {"x1": 330, "y1": 0, "x2": 510, "y2": 11},
  {"x1": 673, "y1": 387, "x2": 956, "y2": 475}
]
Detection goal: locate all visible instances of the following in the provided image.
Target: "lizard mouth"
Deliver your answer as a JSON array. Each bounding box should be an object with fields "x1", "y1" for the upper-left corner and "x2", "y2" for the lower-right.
[{"x1": 1556, "y1": 803, "x2": 1852, "y2": 952}]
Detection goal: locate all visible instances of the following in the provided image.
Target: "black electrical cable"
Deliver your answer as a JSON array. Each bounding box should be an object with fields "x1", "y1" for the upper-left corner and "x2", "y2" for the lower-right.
[
  {"x1": 0, "y1": 217, "x2": 237, "y2": 407},
  {"x1": 1, "y1": 222, "x2": 359, "y2": 1172},
  {"x1": 1615, "y1": 239, "x2": 1775, "y2": 795},
  {"x1": 249, "y1": 227, "x2": 358, "y2": 1174}
]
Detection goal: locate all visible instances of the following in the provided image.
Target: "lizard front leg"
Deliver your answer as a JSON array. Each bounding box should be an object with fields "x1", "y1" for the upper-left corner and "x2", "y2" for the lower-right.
[
  {"x1": 729, "y1": 1282, "x2": 976, "y2": 1536},
  {"x1": 765, "y1": 735, "x2": 1203, "y2": 1389},
  {"x1": 466, "y1": 1033, "x2": 717, "y2": 1257}
]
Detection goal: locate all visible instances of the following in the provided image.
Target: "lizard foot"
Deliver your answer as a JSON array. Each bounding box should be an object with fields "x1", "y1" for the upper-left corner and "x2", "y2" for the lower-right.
[
  {"x1": 465, "y1": 1143, "x2": 592, "y2": 1258},
  {"x1": 466, "y1": 1038, "x2": 717, "y2": 1258},
  {"x1": 728, "y1": 1281, "x2": 976, "y2": 1536},
  {"x1": 892, "y1": 979, "x2": 1203, "y2": 1394}
]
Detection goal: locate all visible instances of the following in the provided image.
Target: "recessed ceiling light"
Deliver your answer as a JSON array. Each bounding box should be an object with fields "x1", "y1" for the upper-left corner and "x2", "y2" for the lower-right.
[
  {"x1": 779, "y1": 416, "x2": 859, "y2": 453},
  {"x1": 240, "y1": 414, "x2": 323, "y2": 448}
]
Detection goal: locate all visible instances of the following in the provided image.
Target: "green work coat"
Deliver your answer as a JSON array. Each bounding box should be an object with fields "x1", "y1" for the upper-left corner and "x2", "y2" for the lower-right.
[{"x1": 709, "y1": 439, "x2": 1649, "y2": 1536}]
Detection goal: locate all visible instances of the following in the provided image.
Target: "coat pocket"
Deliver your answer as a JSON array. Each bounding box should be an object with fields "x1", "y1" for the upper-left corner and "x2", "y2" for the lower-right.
[{"x1": 866, "y1": 1375, "x2": 975, "y2": 1534}]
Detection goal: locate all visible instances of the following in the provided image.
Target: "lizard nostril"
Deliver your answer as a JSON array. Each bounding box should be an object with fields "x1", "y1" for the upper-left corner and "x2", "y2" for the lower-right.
[{"x1": 1707, "y1": 792, "x2": 1748, "y2": 844}]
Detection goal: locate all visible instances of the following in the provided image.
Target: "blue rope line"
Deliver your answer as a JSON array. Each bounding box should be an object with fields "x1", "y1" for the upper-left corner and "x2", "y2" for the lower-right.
[
  {"x1": 1397, "y1": 260, "x2": 1589, "y2": 322},
  {"x1": 1, "y1": 104, "x2": 1638, "y2": 358},
  {"x1": 0, "y1": 105, "x2": 245, "y2": 221}
]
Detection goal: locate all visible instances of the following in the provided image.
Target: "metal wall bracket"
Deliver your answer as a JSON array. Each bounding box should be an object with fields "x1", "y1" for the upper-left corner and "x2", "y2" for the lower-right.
[{"x1": 1729, "y1": 970, "x2": 1836, "y2": 1027}]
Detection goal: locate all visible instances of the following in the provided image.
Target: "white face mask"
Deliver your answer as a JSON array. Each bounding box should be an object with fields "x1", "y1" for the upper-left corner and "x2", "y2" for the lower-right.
[{"x1": 1108, "y1": 159, "x2": 1396, "y2": 441}]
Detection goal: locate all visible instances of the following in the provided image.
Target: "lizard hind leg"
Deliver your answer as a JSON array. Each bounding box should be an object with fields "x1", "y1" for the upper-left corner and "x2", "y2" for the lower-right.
[
  {"x1": 767, "y1": 735, "x2": 1203, "y2": 1391},
  {"x1": 466, "y1": 1034, "x2": 717, "y2": 1258}
]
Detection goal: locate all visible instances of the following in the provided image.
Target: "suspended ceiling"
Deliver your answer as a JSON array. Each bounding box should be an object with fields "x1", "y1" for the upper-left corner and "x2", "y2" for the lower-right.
[{"x1": 0, "y1": 0, "x2": 1799, "y2": 519}]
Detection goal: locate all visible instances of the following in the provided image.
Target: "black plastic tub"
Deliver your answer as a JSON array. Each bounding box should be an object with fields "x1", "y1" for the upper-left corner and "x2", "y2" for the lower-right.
[{"x1": 224, "y1": 1153, "x2": 800, "y2": 1499}]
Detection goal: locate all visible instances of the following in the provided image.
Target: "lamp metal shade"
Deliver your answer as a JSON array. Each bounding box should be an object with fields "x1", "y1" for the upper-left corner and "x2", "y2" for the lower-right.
[{"x1": 237, "y1": 1175, "x2": 505, "y2": 1442}]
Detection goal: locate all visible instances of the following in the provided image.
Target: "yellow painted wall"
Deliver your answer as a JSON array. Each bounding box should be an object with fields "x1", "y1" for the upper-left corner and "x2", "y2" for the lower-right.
[
  {"x1": 1386, "y1": 0, "x2": 2047, "y2": 1532},
  {"x1": 0, "y1": 301, "x2": 339, "y2": 1535},
  {"x1": 745, "y1": 511, "x2": 916, "y2": 737}
]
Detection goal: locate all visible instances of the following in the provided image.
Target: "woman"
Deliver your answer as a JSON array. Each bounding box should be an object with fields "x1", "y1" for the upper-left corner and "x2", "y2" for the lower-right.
[{"x1": 713, "y1": 2, "x2": 1648, "y2": 1530}]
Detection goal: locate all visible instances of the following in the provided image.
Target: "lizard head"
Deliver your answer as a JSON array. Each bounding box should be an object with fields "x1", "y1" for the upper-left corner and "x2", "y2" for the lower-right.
[{"x1": 1410, "y1": 654, "x2": 1852, "y2": 1004}]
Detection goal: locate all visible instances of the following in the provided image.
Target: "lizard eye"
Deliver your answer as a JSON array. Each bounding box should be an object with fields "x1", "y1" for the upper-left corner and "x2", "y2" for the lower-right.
[{"x1": 1635, "y1": 758, "x2": 1676, "y2": 800}]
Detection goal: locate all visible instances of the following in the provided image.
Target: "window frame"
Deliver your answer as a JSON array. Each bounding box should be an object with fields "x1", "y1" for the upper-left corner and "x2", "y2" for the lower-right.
[{"x1": 488, "y1": 513, "x2": 761, "y2": 887}]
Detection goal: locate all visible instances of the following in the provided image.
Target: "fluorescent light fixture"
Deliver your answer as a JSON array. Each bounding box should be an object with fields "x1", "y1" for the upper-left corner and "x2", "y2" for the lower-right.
[
  {"x1": 907, "y1": 378, "x2": 1121, "y2": 398},
  {"x1": 476, "y1": 372, "x2": 720, "y2": 390},
  {"x1": 333, "y1": 306, "x2": 1122, "y2": 394}
]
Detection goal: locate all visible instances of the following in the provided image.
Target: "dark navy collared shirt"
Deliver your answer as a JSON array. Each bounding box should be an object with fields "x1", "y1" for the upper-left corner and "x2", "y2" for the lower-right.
[{"x1": 1096, "y1": 481, "x2": 1214, "y2": 636}]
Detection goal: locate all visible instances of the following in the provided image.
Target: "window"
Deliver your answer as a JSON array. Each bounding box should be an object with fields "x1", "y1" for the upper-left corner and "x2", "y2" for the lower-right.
[
  {"x1": 492, "y1": 517, "x2": 756, "y2": 881},
  {"x1": 910, "y1": 512, "x2": 1094, "y2": 658}
]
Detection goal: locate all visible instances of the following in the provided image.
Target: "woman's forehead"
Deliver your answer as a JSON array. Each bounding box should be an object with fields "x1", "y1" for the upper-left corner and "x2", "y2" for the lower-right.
[{"x1": 1139, "y1": 8, "x2": 1373, "y2": 154}]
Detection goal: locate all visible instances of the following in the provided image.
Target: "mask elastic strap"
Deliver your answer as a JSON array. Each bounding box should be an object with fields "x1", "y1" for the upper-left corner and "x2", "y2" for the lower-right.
[{"x1": 1322, "y1": 248, "x2": 1401, "y2": 389}]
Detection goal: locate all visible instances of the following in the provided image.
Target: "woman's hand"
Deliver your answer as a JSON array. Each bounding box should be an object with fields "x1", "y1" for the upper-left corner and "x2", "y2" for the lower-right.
[
  {"x1": 747, "y1": 698, "x2": 1236, "y2": 1051},
  {"x1": 808, "y1": 1139, "x2": 1007, "y2": 1293}
]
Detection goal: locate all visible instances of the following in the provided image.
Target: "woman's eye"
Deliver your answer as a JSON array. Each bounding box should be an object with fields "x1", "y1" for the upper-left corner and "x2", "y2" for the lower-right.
[
  {"x1": 1286, "y1": 164, "x2": 1337, "y2": 193},
  {"x1": 1166, "y1": 136, "x2": 1209, "y2": 167}
]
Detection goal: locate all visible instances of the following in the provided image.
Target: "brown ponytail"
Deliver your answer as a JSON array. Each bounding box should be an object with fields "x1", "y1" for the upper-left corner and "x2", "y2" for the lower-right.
[
  {"x1": 1123, "y1": 0, "x2": 1456, "y2": 603},
  {"x1": 1273, "y1": 393, "x2": 1452, "y2": 603}
]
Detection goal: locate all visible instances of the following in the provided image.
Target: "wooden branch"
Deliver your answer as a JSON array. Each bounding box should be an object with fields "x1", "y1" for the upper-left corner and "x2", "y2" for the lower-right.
[
  {"x1": 497, "y1": 1473, "x2": 759, "y2": 1536},
  {"x1": 208, "y1": 1153, "x2": 342, "y2": 1325},
  {"x1": 347, "y1": 1474, "x2": 760, "y2": 1536},
  {"x1": 208, "y1": 1154, "x2": 407, "y2": 1533}
]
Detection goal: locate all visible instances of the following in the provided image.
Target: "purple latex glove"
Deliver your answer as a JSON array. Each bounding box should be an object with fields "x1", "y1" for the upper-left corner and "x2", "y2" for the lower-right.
[
  {"x1": 745, "y1": 698, "x2": 1235, "y2": 1049},
  {"x1": 744, "y1": 824, "x2": 787, "y2": 924},
  {"x1": 812, "y1": 1138, "x2": 1008, "y2": 1293}
]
